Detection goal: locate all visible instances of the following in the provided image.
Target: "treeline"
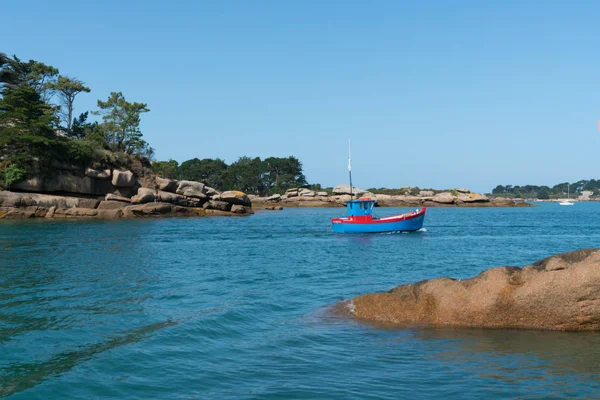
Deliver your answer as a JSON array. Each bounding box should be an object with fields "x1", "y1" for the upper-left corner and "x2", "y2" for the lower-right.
[
  {"x1": 0, "y1": 53, "x2": 153, "y2": 188},
  {"x1": 491, "y1": 179, "x2": 600, "y2": 199},
  {"x1": 151, "y1": 156, "x2": 308, "y2": 195}
]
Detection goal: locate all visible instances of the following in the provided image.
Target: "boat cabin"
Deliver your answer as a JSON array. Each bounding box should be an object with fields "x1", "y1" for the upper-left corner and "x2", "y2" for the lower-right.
[{"x1": 346, "y1": 198, "x2": 375, "y2": 222}]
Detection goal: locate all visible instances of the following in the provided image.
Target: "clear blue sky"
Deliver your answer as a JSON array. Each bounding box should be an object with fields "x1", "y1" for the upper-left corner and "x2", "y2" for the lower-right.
[{"x1": 4, "y1": 1, "x2": 600, "y2": 193}]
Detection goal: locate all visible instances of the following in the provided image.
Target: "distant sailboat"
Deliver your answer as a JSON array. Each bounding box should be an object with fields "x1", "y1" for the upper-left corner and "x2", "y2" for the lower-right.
[{"x1": 559, "y1": 183, "x2": 574, "y2": 206}]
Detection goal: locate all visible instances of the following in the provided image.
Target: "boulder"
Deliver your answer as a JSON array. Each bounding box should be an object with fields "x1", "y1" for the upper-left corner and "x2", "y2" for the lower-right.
[
  {"x1": 332, "y1": 184, "x2": 367, "y2": 197},
  {"x1": 204, "y1": 200, "x2": 231, "y2": 211},
  {"x1": 130, "y1": 187, "x2": 156, "y2": 204},
  {"x1": 419, "y1": 190, "x2": 434, "y2": 197},
  {"x1": 0, "y1": 207, "x2": 40, "y2": 219},
  {"x1": 350, "y1": 249, "x2": 600, "y2": 332},
  {"x1": 131, "y1": 187, "x2": 188, "y2": 206},
  {"x1": 456, "y1": 188, "x2": 471, "y2": 194},
  {"x1": 220, "y1": 191, "x2": 251, "y2": 207},
  {"x1": 105, "y1": 194, "x2": 131, "y2": 203},
  {"x1": 458, "y1": 193, "x2": 489, "y2": 203},
  {"x1": 45, "y1": 206, "x2": 56, "y2": 218},
  {"x1": 299, "y1": 189, "x2": 316, "y2": 197},
  {"x1": 0, "y1": 191, "x2": 99, "y2": 209},
  {"x1": 54, "y1": 208, "x2": 98, "y2": 218},
  {"x1": 122, "y1": 203, "x2": 173, "y2": 218},
  {"x1": 205, "y1": 186, "x2": 219, "y2": 197},
  {"x1": 155, "y1": 176, "x2": 178, "y2": 193},
  {"x1": 98, "y1": 201, "x2": 128, "y2": 210},
  {"x1": 231, "y1": 204, "x2": 250, "y2": 214},
  {"x1": 44, "y1": 174, "x2": 91, "y2": 194},
  {"x1": 85, "y1": 168, "x2": 111, "y2": 179},
  {"x1": 112, "y1": 169, "x2": 136, "y2": 187},
  {"x1": 267, "y1": 194, "x2": 282, "y2": 202},
  {"x1": 75, "y1": 198, "x2": 100, "y2": 209},
  {"x1": 96, "y1": 209, "x2": 124, "y2": 219},
  {"x1": 176, "y1": 180, "x2": 206, "y2": 198},
  {"x1": 432, "y1": 192, "x2": 455, "y2": 204},
  {"x1": 0, "y1": 191, "x2": 32, "y2": 207},
  {"x1": 317, "y1": 192, "x2": 328, "y2": 197}
]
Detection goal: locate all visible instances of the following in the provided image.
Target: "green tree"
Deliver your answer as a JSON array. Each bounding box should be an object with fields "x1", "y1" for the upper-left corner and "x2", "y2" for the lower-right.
[
  {"x1": 263, "y1": 156, "x2": 307, "y2": 193},
  {"x1": 537, "y1": 186, "x2": 551, "y2": 199},
  {"x1": 177, "y1": 158, "x2": 228, "y2": 189},
  {"x1": 93, "y1": 91, "x2": 151, "y2": 156},
  {"x1": 69, "y1": 112, "x2": 103, "y2": 140},
  {"x1": 151, "y1": 159, "x2": 179, "y2": 179},
  {"x1": 0, "y1": 53, "x2": 58, "y2": 101},
  {"x1": 49, "y1": 76, "x2": 90, "y2": 133},
  {"x1": 0, "y1": 85, "x2": 62, "y2": 166},
  {"x1": 491, "y1": 185, "x2": 505, "y2": 194},
  {"x1": 227, "y1": 156, "x2": 265, "y2": 194}
]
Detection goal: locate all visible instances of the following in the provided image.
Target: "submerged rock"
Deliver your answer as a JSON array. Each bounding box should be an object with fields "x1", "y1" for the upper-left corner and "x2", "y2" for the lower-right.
[{"x1": 350, "y1": 249, "x2": 600, "y2": 331}]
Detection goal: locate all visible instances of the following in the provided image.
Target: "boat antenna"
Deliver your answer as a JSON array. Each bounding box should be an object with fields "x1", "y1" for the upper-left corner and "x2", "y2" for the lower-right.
[{"x1": 348, "y1": 139, "x2": 353, "y2": 200}]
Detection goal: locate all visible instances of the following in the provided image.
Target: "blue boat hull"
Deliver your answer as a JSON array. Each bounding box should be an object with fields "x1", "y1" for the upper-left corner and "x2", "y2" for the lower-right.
[{"x1": 332, "y1": 213, "x2": 425, "y2": 234}]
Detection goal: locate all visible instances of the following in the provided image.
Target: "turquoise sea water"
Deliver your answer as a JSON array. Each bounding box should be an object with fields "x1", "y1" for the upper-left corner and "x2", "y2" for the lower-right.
[{"x1": 2, "y1": 203, "x2": 600, "y2": 399}]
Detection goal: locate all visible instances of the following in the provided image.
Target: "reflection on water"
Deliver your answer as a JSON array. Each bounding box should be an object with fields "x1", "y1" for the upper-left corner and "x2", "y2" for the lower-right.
[{"x1": 414, "y1": 327, "x2": 600, "y2": 377}]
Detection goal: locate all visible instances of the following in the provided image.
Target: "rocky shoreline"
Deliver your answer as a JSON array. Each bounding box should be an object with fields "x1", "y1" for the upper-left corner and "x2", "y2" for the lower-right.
[
  {"x1": 346, "y1": 249, "x2": 600, "y2": 332},
  {"x1": 251, "y1": 185, "x2": 531, "y2": 208},
  {"x1": 0, "y1": 168, "x2": 253, "y2": 220}
]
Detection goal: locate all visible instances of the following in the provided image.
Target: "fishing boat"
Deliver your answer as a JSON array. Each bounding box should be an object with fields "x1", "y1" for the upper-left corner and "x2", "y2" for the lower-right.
[
  {"x1": 332, "y1": 198, "x2": 426, "y2": 233},
  {"x1": 331, "y1": 140, "x2": 426, "y2": 233}
]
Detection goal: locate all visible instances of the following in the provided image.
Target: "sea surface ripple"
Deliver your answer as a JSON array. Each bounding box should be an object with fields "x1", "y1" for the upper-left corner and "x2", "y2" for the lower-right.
[{"x1": 2, "y1": 203, "x2": 600, "y2": 399}]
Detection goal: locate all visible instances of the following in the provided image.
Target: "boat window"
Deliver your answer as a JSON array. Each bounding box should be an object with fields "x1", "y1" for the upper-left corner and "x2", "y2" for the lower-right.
[{"x1": 359, "y1": 203, "x2": 364, "y2": 209}]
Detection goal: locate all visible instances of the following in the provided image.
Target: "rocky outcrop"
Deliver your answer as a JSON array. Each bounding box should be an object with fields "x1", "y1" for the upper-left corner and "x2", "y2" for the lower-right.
[
  {"x1": 249, "y1": 185, "x2": 526, "y2": 208},
  {"x1": 0, "y1": 183, "x2": 253, "y2": 220},
  {"x1": 349, "y1": 249, "x2": 600, "y2": 332}
]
